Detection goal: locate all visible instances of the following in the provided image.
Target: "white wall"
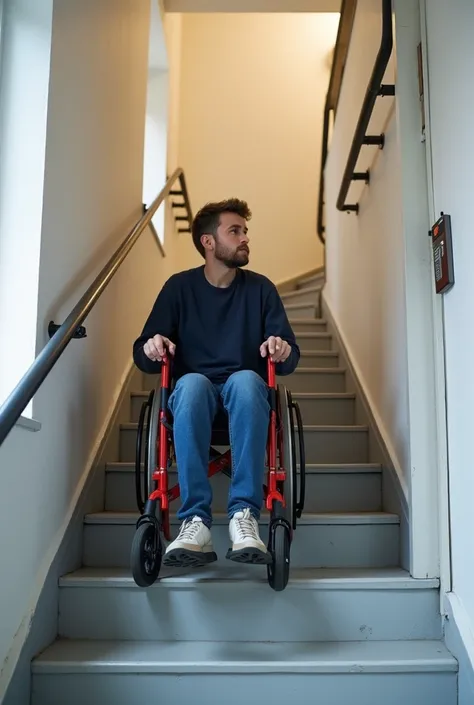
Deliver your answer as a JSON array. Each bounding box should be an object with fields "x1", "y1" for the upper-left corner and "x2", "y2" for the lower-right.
[
  {"x1": 425, "y1": 0, "x2": 474, "y2": 675},
  {"x1": 324, "y1": 0, "x2": 409, "y2": 490},
  {"x1": 0, "y1": 0, "x2": 53, "y2": 413},
  {"x1": 0, "y1": 0, "x2": 185, "y2": 696},
  {"x1": 176, "y1": 12, "x2": 339, "y2": 283},
  {"x1": 143, "y1": 69, "x2": 169, "y2": 242}
]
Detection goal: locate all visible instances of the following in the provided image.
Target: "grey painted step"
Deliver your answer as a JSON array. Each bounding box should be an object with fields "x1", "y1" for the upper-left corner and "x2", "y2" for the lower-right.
[
  {"x1": 119, "y1": 422, "x2": 367, "y2": 464},
  {"x1": 297, "y1": 271, "x2": 325, "y2": 289},
  {"x1": 58, "y1": 567, "x2": 441, "y2": 642},
  {"x1": 105, "y1": 463, "x2": 382, "y2": 513},
  {"x1": 296, "y1": 332, "x2": 333, "y2": 351},
  {"x1": 284, "y1": 303, "x2": 318, "y2": 318},
  {"x1": 281, "y1": 285, "x2": 321, "y2": 306},
  {"x1": 290, "y1": 318, "x2": 327, "y2": 333},
  {"x1": 58, "y1": 566, "x2": 441, "y2": 642},
  {"x1": 82, "y1": 512, "x2": 400, "y2": 569},
  {"x1": 298, "y1": 351, "x2": 339, "y2": 368},
  {"x1": 131, "y1": 389, "x2": 352, "y2": 426},
  {"x1": 292, "y1": 393, "x2": 355, "y2": 424},
  {"x1": 32, "y1": 640, "x2": 457, "y2": 705},
  {"x1": 281, "y1": 368, "x2": 346, "y2": 393}
]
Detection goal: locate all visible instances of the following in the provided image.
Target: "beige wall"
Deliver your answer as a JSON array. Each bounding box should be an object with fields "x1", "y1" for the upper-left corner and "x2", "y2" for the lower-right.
[
  {"x1": 176, "y1": 12, "x2": 339, "y2": 283},
  {"x1": 0, "y1": 0, "x2": 184, "y2": 695},
  {"x1": 324, "y1": 0, "x2": 410, "y2": 494}
]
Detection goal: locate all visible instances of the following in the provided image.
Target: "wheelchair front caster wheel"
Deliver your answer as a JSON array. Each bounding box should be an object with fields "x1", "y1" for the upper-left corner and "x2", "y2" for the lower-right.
[
  {"x1": 131, "y1": 521, "x2": 162, "y2": 587},
  {"x1": 267, "y1": 519, "x2": 291, "y2": 592}
]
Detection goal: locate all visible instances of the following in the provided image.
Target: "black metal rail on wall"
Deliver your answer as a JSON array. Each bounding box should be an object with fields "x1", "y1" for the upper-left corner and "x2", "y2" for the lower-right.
[{"x1": 317, "y1": 0, "x2": 395, "y2": 242}]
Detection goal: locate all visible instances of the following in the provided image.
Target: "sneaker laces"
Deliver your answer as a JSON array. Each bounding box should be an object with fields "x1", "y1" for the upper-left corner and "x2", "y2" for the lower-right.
[
  {"x1": 177, "y1": 517, "x2": 202, "y2": 542},
  {"x1": 233, "y1": 508, "x2": 260, "y2": 541}
]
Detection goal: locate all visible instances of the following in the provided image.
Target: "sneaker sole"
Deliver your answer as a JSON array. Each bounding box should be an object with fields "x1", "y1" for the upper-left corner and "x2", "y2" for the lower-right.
[
  {"x1": 163, "y1": 548, "x2": 218, "y2": 568},
  {"x1": 226, "y1": 547, "x2": 272, "y2": 565}
]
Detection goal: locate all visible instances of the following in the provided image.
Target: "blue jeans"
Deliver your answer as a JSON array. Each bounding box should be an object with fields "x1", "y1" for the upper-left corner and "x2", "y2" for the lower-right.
[{"x1": 168, "y1": 370, "x2": 270, "y2": 525}]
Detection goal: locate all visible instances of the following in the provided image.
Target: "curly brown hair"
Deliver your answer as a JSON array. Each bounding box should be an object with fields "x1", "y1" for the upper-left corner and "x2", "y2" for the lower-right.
[{"x1": 192, "y1": 198, "x2": 252, "y2": 258}]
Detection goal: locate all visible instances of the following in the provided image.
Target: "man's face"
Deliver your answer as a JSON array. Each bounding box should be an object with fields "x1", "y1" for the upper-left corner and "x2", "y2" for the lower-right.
[{"x1": 212, "y1": 212, "x2": 249, "y2": 268}]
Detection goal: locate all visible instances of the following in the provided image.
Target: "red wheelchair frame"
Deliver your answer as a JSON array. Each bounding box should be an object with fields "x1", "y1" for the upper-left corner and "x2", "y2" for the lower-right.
[{"x1": 131, "y1": 356, "x2": 305, "y2": 592}]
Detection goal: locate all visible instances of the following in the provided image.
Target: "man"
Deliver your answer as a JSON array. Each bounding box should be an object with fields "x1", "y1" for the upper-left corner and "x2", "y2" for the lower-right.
[{"x1": 133, "y1": 198, "x2": 299, "y2": 568}]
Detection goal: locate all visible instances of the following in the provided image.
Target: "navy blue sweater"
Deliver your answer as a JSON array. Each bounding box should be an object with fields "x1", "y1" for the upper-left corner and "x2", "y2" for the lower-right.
[{"x1": 133, "y1": 266, "x2": 300, "y2": 384}]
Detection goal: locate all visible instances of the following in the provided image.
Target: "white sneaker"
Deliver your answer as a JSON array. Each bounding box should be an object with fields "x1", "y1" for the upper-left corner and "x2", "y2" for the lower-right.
[
  {"x1": 163, "y1": 516, "x2": 217, "y2": 568},
  {"x1": 227, "y1": 508, "x2": 271, "y2": 565}
]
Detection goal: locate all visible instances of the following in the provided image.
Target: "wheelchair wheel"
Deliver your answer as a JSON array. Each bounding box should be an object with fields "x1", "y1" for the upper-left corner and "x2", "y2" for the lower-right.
[
  {"x1": 131, "y1": 520, "x2": 162, "y2": 587},
  {"x1": 267, "y1": 501, "x2": 291, "y2": 592}
]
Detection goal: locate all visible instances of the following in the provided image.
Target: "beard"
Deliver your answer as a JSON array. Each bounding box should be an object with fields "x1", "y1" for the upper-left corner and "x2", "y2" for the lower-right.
[{"x1": 214, "y1": 241, "x2": 249, "y2": 269}]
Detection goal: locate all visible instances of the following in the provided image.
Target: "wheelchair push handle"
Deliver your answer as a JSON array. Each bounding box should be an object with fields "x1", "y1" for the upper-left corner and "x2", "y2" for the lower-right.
[{"x1": 160, "y1": 353, "x2": 275, "y2": 388}]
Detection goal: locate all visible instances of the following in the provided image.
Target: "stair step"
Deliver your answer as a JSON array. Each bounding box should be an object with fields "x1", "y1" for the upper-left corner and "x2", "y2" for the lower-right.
[
  {"x1": 131, "y1": 388, "x2": 352, "y2": 426},
  {"x1": 119, "y1": 422, "x2": 367, "y2": 464},
  {"x1": 295, "y1": 332, "x2": 333, "y2": 351},
  {"x1": 32, "y1": 640, "x2": 457, "y2": 705},
  {"x1": 284, "y1": 302, "x2": 319, "y2": 318},
  {"x1": 281, "y1": 285, "x2": 322, "y2": 306},
  {"x1": 105, "y1": 462, "x2": 382, "y2": 513},
  {"x1": 58, "y1": 567, "x2": 441, "y2": 642},
  {"x1": 284, "y1": 368, "x2": 346, "y2": 393},
  {"x1": 289, "y1": 317, "x2": 327, "y2": 333},
  {"x1": 297, "y1": 271, "x2": 325, "y2": 289},
  {"x1": 82, "y1": 512, "x2": 400, "y2": 570}
]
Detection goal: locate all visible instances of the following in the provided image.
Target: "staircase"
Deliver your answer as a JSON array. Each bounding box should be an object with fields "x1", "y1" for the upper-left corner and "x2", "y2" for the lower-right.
[{"x1": 31, "y1": 270, "x2": 457, "y2": 704}]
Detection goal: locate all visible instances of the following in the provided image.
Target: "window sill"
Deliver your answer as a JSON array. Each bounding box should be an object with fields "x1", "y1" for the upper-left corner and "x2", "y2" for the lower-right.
[{"x1": 16, "y1": 415, "x2": 42, "y2": 432}]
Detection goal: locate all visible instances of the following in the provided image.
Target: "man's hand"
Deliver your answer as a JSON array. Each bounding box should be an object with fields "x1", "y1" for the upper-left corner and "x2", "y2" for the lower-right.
[
  {"x1": 143, "y1": 334, "x2": 176, "y2": 362},
  {"x1": 260, "y1": 336, "x2": 291, "y2": 363}
]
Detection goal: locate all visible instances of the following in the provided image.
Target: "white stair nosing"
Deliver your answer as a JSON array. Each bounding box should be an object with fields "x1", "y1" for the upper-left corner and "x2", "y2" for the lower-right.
[
  {"x1": 59, "y1": 566, "x2": 439, "y2": 590},
  {"x1": 32, "y1": 639, "x2": 458, "y2": 675},
  {"x1": 84, "y1": 511, "x2": 400, "y2": 526},
  {"x1": 120, "y1": 422, "x2": 367, "y2": 432}
]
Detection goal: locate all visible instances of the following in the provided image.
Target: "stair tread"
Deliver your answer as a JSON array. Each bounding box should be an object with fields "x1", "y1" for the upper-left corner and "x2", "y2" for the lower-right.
[
  {"x1": 84, "y1": 511, "x2": 399, "y2": 525},
  {"x1": 281, "y1": 285, "x2": 322, "y2": 299},
  {"x1": 32, "y1": 639, "x2": 457, "y2": 674},
  {"x1": 131, "y1": 389, "x2": 352, "y2": 399},
  {"x1": 60, "y1": 566, "x2": 438, "y2": 589},
  {"x1": 289, "y1": 317, "x2": 327, "y2": 324},
  {"x1": 106, "y1": 461, "x2": 381, "y2": 473},
  {"x1": 121, "y1": 422, "x2": 366, "y2": 431}
]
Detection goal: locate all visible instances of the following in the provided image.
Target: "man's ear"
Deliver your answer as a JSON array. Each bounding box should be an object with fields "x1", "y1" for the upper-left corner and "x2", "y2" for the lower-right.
[{"x1": 200, "y1": 233, "x2": 214, "y2": 252}]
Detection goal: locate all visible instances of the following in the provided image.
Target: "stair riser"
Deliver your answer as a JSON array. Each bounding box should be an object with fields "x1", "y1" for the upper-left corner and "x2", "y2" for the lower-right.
[
  {"x1": 297, "y1": 336, "x2": 333, "y2": 352},
  {"x1": 32, "y1": 672, "x2": 457, "y2": 705},
  {"x1": 292, "y1": 396, "x2": 355, "y2": 424},
  {"x1": 282, "y1": 371, "x2": 346, "y2": 394},
  {"x1": 297, "y1": 274, "x2": 325, "y2": 290},
  {"x1": 282, "y1": 289, "x2": 321, "y2": 307},
  {"x1": 131, "y1": 393, "x2": 353, "y2": 425},
  {"x1": 82, "y1": 522, "x2": 399, "y2": 569},
  {"x1": 119, "y1": 427, "x2": 367, "y2": 465},
  {"x1": 105, "y1": 470, "x2": 382, "y2": 513},
  {"x1": 297, "y1": 353, "x2": 339, "y2": 368},
  {"x1": 284, "y1": 304, "x2": 319, "y2": 318},
  {"x1": 58, "y1": 584, "x2": 441, "y2": 642},
  {"x1": 290, "y1": 321, "x2": 327, "y2": 333}
]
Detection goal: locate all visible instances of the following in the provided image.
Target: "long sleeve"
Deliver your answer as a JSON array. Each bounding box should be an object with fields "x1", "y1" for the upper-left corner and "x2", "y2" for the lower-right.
[
  {"x1": 262, "y1": 283, "x2": 300, "y2": 376},
  {"x1": 133, "y1": 276, "x2": 179, "y2": 374}
]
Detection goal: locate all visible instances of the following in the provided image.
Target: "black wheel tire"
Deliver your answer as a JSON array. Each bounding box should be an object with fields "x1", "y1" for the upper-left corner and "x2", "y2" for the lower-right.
[
  {"x1": 267, "y1": 523, "x2": 290, "y2": 592},
  {"x1": 131, "y1": 522, "x2": 162, "y2": 587},
  {"x1": 267, "y1": 502, "x2": 291, "y2": 592}
]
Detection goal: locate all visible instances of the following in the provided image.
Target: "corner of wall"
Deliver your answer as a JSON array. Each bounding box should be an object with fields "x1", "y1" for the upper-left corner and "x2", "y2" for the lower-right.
[
  {"x1": 444, "y1": 593, "x2": 474, "y2": 705},
  {"x1": 1, "y1": 359, "x2": 140, "y2": 705},
  {"x1": 321, "y1": 291, "x2": 410, "y2": 572}
]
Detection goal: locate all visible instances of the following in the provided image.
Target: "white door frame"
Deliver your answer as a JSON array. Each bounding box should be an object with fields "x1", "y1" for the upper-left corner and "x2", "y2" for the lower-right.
[
  {"x1": 418, "y1": 0, "x2": 451, "y2": 598},
  {"x1": 392, "y1": 0, "x2": 450, "y2": 588}
]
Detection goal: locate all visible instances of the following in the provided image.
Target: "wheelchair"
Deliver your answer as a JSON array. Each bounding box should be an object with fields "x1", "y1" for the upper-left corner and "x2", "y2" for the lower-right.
[{"x1": 130, "y1": 356, "x2": 306, "y2": 592}]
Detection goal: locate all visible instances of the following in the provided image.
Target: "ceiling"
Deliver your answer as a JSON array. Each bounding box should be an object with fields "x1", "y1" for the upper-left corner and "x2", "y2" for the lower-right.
[{"x1": 164, "y1": 0, "x2": 340, "y2": 11}]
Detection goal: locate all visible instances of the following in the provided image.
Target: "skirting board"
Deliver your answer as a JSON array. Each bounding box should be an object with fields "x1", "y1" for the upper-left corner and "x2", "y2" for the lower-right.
[
  {"x1": 2, "y1": 362, "x2": 141, "y2": 705},
  {"x1": 321, "y1": 294, "x2": 410, "y2": 572},
  {"x1": 444, "y1": 593, "x2": 473, "y2": 705}
]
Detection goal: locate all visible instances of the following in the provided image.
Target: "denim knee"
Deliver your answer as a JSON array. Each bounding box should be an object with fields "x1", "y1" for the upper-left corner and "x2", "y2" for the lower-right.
[
  {"x1": 168, "y1": 373, "x2": 216, "y2": 414},
  {"x1": 222, "y1": 370, "x2": 268, "y2": 400}
]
